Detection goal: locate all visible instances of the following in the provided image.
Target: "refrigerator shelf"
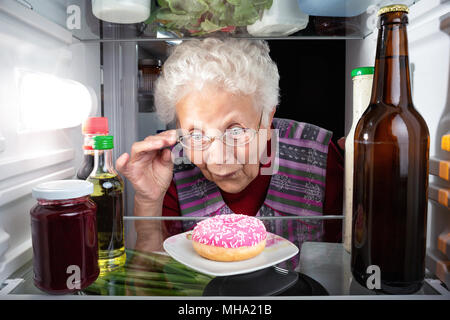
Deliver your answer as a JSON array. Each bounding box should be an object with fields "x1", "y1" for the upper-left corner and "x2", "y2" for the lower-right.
[
  {"x1": 3, "y1": 242, "x2": 446, "y2": 298},
  {"x1": 426, "y1": 249, "x2": 450, "y2": 290},
  {"x1": 429, "y1": 185, "x2": 450, "y2": 210},
  {"x1": 438, "y1": 232, "x2": 450, "y2": 260},
  {"x1": 17, "y1": 0, "x2": 421, "y2": 43},
  {"x1": 430, "y1": 157, "x2": 450, "y2": 182}
]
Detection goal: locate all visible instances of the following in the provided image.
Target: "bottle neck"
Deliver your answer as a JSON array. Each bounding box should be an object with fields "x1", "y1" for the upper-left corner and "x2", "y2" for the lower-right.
[
  {"x1": 370, "y1": 12, "x2": 413, "y2": 108},
  {"x1": 91, "y1": 149, "x2": 115, "y2": 176},
  {"x1": 83, "y1": 149, "x2": 95, "y2": 156},
  {"x1": 83, "y1": 134, "x2": 107, "y2": 155}
]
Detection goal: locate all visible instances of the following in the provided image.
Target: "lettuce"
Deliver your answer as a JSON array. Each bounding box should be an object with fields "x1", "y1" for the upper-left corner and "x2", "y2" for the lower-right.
[{"x1": 148, "y1": 0, "x2": 273, "y2": 35}]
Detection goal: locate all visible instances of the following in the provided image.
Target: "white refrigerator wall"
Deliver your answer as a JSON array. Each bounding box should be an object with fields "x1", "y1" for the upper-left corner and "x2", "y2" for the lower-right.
[
  {"x1": 0, "y1": 0, "x2": 100, "y2": 282},
  {"x1": 345, "y1": 0, "x2": 450, "y2": 251}
]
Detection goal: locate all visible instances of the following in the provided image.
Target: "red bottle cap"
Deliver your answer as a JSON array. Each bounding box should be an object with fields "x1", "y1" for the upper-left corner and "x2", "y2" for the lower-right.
[{"x1": 82, "y1": 117, "x2": 109, "y2": 134}]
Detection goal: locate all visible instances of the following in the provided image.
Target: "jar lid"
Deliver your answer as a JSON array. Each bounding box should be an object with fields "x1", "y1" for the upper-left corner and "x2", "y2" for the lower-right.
[
  {"x1": 82, "y1": 117, "x2": 109, "y2": 134},
  {"x1": 378, "y1": 4, "x2": 409, "y2": 16},
  {"x1": 351, "y1": 67, "x2": 374, "y2": 78},
  {"x1": 32, "y1": 180, "x2": 93, "y2": 200},
  {"x1": 94, "y1": 135, "x2": 114, "y2": 150}
]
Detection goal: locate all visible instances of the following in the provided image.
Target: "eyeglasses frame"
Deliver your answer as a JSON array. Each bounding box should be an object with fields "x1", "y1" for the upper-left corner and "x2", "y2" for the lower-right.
[{"x1": 177, "y1": 112, "x2": 264, "y2": 151}]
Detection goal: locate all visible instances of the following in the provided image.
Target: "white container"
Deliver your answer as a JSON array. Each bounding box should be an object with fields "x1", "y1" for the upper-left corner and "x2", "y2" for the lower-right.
[
  {"x1": 297, "y1": 0, "x2": 373, "y2": 17},
  {"x1": 247, "y1": 0, "x2": 309, "y2": 37},
  {"x1": 92, "y1": 0, "x2": 151, "y2": 24},
  {"x1": 32, "y1": 180, "x2": 94, "y2": 200},
  {"x1": 343, "y1": 67, "x2": 373, "y2": 253}
]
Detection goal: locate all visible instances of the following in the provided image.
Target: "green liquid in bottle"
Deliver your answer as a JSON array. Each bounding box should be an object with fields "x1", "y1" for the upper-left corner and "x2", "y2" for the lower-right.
[{"x1": 88, "y1": 173, "x2": 126, "y2": 274}]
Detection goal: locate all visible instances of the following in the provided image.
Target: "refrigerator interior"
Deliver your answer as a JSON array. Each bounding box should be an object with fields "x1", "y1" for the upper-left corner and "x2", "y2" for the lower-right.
[{"x1": 0, "y1": 0, "x2": 449, "y2": 294}]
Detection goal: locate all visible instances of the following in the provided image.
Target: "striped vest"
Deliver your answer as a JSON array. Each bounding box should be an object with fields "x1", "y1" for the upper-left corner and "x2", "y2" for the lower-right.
[{"x1": 172, "y1": 118, "x2": 332, "y2": 268}]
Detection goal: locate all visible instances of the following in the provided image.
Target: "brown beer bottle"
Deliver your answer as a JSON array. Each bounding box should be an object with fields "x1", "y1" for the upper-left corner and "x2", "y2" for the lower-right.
[{"x1": 351, "y1": 4, "x2": 430, "y2": 294}]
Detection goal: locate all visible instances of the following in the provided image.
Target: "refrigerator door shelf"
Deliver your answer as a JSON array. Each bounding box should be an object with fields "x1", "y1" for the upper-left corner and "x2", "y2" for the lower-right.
[
  {"x1": 0, "y1": 132, "x2": 5, "y2": 153},
  {"x1": 0, "y1": 228, "x2": 10, "y2": 258},
  {"x1": 0, "y1": 239, "x2": 32, "y2": 286},
  {"x1": 0, "y1": 279, "x2": 24, "y2": 295}
]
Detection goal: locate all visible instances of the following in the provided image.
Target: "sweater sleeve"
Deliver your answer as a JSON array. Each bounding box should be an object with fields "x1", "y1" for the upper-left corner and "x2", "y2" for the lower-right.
[
  {"x1": 162, "y1": 179, "x2": 183, "y2": 237},
  {"x1": 162, "y1": 179, "x2": 181, "y2": 217},
  {"x1": 322, "y1": 140, "x2": 344, "y2": 243}
]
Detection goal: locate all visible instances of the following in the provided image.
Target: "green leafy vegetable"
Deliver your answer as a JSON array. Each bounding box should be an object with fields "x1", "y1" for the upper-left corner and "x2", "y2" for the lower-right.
[
  {"x1": 147, "y1": 0, "x2": 273, "y2": 36},
  {"x1": 82, "y1": 249, "x2": 213, "y2": 296}
]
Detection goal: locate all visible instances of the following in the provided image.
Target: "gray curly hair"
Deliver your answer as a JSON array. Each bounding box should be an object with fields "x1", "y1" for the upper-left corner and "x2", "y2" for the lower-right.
[{"x1": 154, "y1": 38, "x2": 280, "y2": 127}]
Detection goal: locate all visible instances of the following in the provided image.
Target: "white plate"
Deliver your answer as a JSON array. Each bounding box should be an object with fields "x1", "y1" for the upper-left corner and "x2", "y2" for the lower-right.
[{"x1": 163, "y1": 231, "x2": 299, "y2": 277}]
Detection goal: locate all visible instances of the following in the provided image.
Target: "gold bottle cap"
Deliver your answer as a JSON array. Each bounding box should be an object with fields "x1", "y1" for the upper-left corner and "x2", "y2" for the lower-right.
[{"x1": 378, "y1": 4, "x2": 409, "y2": 16}]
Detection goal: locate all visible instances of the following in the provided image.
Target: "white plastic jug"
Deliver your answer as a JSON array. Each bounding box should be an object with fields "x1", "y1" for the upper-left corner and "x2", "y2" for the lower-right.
[
  {"x1": 297, "y1": 0, "x2": 374, "y2": 17},
  {"x1": 92, "y1": 0, "x2": 151, "y2": 24},
  {"x1": 247, "y1": 0, "x2": 309, "y2": 37}
]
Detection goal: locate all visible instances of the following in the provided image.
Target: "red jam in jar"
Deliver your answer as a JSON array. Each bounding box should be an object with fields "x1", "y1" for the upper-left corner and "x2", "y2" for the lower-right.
[{"x1": 31, "y1": 180, "x2": 99, "y2": 294}]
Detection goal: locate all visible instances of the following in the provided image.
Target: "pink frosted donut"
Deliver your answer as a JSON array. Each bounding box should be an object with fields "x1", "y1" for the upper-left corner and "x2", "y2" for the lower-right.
[{"x1": 192, "y1": 214, "x2": 267, "y2": 262}]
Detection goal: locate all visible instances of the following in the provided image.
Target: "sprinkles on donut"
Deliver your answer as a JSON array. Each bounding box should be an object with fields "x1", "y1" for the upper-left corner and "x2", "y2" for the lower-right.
[{"x1": 192, "y1": 214, "x2": 267, "y2": 262}]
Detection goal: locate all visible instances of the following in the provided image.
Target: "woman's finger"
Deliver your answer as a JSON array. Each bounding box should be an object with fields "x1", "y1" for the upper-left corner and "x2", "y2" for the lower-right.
[
  {"x1": 337, "y1": 137, "x2": 345, "y2": 150},
  {"x1": 129, "y1": 138, "x2": 176, "y2": 164},
  {"x1": 144, "y1": 135, "x2": 177, "y2": 146},
  {"x1": 116, "y1": 152, "x2": 130, "y2": 174},
  {"x1": 129, "y1": 140, "x2": 161, "y2": 164},
  {"x1": 145, "y1": 129, "x2": 178, "y2": 142},
  {"x1": 158, "y1": 129, "x2": 178, "y2": 138},
  {"x1": 161, "y1": 148, "x2": 173, "y2": 163}
]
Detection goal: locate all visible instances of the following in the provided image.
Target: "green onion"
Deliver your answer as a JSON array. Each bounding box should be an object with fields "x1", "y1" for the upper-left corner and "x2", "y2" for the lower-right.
[
  {"x1": 84, "y1": 279, "x2": 204, "y2": 296},
  {"x1": 82, "y1": 249, "x2": 214, "y2": 296}
]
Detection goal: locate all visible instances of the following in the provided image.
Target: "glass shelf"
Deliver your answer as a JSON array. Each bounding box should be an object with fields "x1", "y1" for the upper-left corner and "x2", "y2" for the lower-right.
[
  {"x1": 5, "y1": 218, "x2": 446, "y2": 297},
  {"x1": 23, "y1": 0, "x2": 421, "y2": 43},
  {"x1": 6, "y1": 244, "x2": 443, "y2": 297}
]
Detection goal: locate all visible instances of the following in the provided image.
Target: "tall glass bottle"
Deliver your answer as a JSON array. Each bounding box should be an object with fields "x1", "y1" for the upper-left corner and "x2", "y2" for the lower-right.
[
  {"x1": 88, "y1": 135, "x2": 126, "y2": 274},
  {"x1": 77, "y1": 117, "x2": 109, "y2": 180},
  {"x1": 351, "y1": 4, "x2": 430, "y2": 294}
]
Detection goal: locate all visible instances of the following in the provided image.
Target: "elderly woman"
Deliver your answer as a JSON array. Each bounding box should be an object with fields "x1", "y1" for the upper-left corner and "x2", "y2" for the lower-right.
[{"x1": 116, "y1": 38, "x2": 343, "y2": 265}]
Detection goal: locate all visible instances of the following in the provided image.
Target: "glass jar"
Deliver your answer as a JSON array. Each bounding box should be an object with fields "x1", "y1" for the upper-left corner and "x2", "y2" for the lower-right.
[
  {"x1": 138, "y1": 58, "x2": 162, "y2": 93},
  {"x1": 30, "y1": 180, "x2": 99, "y2": 294}
]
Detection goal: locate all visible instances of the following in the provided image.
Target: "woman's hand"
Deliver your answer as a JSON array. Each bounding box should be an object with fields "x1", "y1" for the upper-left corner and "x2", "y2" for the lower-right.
[
  {"x1": 338, "y1": 137, "x2": 345, "y2": 150},
  {"x1": 116, "y1": 130, "x2": 178, "y2": 204}
]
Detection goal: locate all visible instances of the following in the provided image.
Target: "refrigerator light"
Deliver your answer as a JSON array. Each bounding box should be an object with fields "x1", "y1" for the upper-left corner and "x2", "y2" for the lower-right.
[{"x1": 18, "y1": 71, "x2": 95, "y2": 132}]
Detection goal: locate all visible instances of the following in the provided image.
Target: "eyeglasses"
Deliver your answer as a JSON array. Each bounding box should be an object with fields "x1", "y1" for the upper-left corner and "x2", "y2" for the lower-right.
[{"x1": 177, "y1": 113, "x2": 263, "y2": 151}]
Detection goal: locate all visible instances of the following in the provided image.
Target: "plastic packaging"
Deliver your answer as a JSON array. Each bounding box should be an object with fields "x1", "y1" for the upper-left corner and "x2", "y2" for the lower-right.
[
  {"x1": 30, "y1": 180, "x2": 99, "y2": 294},
  {"x1": 247, "y1": 0, "x2": 309, "y2": 37},
  {"x1": 92, "y1": 0, "x2": 151, "y2": 24},
  {"x1": 297, "y1": 0, "x2": 372, "y2": 17},
  {"x1": 343, "y1": 67, "x2": 373, "y2": 253}
]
